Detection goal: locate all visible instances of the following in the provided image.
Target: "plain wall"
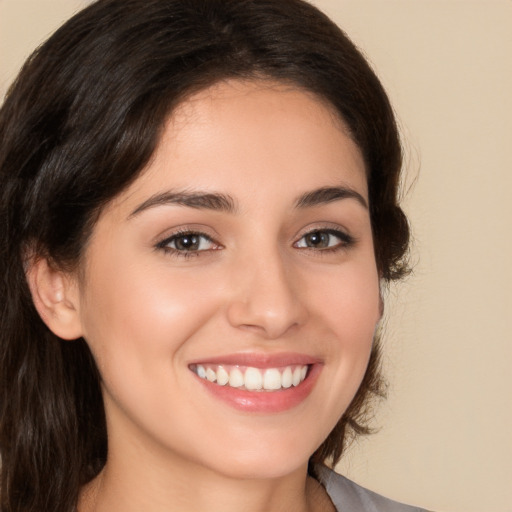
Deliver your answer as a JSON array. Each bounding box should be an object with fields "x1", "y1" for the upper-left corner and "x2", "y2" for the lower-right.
[{"x1": 1, "y1": 1, "x2": 511, "y2": 511}]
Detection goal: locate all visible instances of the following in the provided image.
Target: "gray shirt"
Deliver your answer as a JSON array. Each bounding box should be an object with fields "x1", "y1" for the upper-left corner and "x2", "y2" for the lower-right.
[{"x1": 316, "y1": 465, "x2": 430, "y2": 512}]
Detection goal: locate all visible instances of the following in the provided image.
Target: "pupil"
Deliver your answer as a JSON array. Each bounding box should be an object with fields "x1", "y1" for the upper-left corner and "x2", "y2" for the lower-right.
[
  {"x1": 306, "y1": 231, "x2": 328, "y2": 248},
  {"x1": 176, "y1": 235, "x2": 199, "y2": 250}
]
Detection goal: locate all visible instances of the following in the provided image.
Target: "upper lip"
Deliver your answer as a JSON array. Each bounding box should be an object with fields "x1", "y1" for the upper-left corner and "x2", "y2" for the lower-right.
[{"x1": 188, "y1": 352, "x2": 322, "y2": 368}]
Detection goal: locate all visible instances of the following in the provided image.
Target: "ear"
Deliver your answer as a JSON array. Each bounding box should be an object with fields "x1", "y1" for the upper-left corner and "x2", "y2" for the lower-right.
[{"x1": 26, "y1": 257, "x2": 83, "y2": 340}]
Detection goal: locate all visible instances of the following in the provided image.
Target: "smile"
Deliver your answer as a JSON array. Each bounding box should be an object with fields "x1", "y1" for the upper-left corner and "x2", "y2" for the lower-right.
[
  {"x1": 190, "y1": 364, "x2": 309, "y2": 391},
  {"x1": 189, "y1": 353, "x2": 322, "y2": 413}
]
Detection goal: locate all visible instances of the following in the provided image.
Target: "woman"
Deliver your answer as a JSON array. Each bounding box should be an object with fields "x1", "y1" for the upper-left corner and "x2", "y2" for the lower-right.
[{"x1": 0, "y1": 0, "x2": 424, "y2": 511}]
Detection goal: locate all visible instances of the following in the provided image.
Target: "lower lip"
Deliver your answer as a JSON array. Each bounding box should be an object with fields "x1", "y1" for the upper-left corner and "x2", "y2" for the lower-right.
[{"x1": 193, "y1": 364, "x2": 322, "y2": 413}]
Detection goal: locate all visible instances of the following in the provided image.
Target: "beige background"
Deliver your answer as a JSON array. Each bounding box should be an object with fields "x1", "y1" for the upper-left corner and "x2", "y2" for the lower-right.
[{"x1": 1, "y1": 1, "x2": 511, "y2": 511}]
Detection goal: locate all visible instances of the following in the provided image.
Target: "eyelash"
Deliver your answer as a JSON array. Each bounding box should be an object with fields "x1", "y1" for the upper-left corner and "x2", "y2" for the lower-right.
[
  {"x1": 293, "y1": 228, "x2": 355, "y2": 253},
  {"x1": 155, "y1": 229, "x2": 220, "y2": 259},
  {"x1": 155, "y1": 228, "x2": 355, "y2": 259}
]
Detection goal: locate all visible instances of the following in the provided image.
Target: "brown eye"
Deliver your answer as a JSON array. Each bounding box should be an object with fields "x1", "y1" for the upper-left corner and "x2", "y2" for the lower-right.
[
  {"x1": 303, "y1": 231, "x2": 331, "y2": 248},
  {"x1": 294, "y1": 229, "x2": 354, "y2": 251},
  {"x1": 157, "y1": 232, "x2": 218, "y2": 253},
  {"x1": 173, "y1": 234, "x2": 202, "y2": 251}
]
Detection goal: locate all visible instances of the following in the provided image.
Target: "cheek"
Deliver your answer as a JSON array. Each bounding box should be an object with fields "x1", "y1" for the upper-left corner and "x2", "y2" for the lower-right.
[
  {"x1": 76, "y1": 257, "x2": 229, "y2": 446},
  {"x1": 77, "y1": 254, "x2": 223, "y2": 384},
  {"x1": 309, "y1": 258, "x2": 381, "y2": 336},
  {"x1": 305, "y1": 259, "x2": 380, "y2": 406}
]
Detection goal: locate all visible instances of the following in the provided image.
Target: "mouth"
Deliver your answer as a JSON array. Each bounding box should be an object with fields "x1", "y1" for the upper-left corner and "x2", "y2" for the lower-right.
[
  {"x1": 188, "y1": 354, "x2": 321, "y2": 413},
  {"x1": 189, "y1": 363, "x2": 309, "y2": 391}
]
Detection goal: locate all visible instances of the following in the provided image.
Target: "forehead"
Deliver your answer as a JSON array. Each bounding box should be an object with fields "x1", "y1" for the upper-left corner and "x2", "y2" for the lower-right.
[
  {"x1": 106, "y1": 79, "x2": 367, "y2": 217},
  {"x1": 172, "y1": 79, "x2": 350, "y2": 134}
]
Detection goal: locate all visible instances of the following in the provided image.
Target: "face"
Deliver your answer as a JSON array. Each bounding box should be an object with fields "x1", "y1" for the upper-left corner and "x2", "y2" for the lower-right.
[{"x1": 74, "y1": 80, "x2": 381, "y2": 480}]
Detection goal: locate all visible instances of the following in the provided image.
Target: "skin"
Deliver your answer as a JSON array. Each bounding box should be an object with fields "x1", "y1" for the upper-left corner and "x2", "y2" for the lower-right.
[{"x1": 32, "y1": 79, "x2": 381, "y2": 511}]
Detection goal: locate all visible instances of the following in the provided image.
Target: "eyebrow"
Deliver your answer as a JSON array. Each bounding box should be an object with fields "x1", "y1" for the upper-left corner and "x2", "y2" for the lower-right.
[
  {"x1": 294, "y1": 186, "x2": 368, "y2": 210},
  {"x1": 129, "y1": 184, "x2": 367, "y2": 219},
  {"x1": 128, "y1": 190, "x2": 237, "y2": 218}
]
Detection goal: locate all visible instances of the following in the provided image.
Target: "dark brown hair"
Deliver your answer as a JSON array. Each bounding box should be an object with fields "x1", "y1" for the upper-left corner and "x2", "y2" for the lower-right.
[{"x1": 0, "y1": 0, "x2": 409, "y2": 510}]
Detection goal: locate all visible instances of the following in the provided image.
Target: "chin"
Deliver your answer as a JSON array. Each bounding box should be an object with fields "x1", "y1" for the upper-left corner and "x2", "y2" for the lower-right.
[
  {"x1": 186, "y1": 428, "x2": 326, "y2": 481},
  {"x1": 207, "y1": 452, "x2": 310, "y2": 481}
]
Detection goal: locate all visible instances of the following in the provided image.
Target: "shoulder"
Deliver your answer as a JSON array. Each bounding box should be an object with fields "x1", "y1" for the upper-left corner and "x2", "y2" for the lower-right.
[{"x1": 315, "y1": 465, "x2": 431, "y2": 512}]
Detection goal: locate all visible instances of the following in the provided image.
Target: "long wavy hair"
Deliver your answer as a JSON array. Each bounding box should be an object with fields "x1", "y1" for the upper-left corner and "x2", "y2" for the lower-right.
[{"x1": 0, "y1": 0, "x2": 410, "y2": 510}]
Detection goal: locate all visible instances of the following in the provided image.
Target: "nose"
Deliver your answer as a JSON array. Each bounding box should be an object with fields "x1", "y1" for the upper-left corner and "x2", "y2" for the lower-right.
[{"x1": 226, "y1": 249, "x2": 308, "y2": 340}]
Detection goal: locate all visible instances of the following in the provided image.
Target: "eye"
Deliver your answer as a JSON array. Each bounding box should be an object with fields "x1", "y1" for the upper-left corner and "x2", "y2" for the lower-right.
[
  {"x1": 156, "y1": 231, "x2": 219, "y2": 255},
  {"x1": 294, "y1": 229, "x2": 353, "y2": 250}
]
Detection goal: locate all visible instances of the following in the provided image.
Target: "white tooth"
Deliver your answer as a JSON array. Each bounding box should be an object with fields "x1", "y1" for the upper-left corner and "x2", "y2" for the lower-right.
[
  {"x1": 197, "y1": 365, "x2": 206, "y2": 379},
  {"x1": 217, "y1": 366, "x2": 229, "y2": 385},
  {"x1": 292, "y1": 366, "x2": 302, "y2": 386},
  {"x1": 206, "y1": 368, "x2": 217, "y2": 382},
  {"x1": 281, "y1": 367, "x2": 293, "y2": 388},
  {"x1": 244, "y1": 367, "x2": 263, "y2": 390},
  {"x1": 301, "y1": 365, "x2": 308, "y2": 381},
  {"x1": 263, "y1": 368, "x2": 282, "y2": 390},
  {"x1": 229, "y1": 367, "x2": 244, "y2": 388}
]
